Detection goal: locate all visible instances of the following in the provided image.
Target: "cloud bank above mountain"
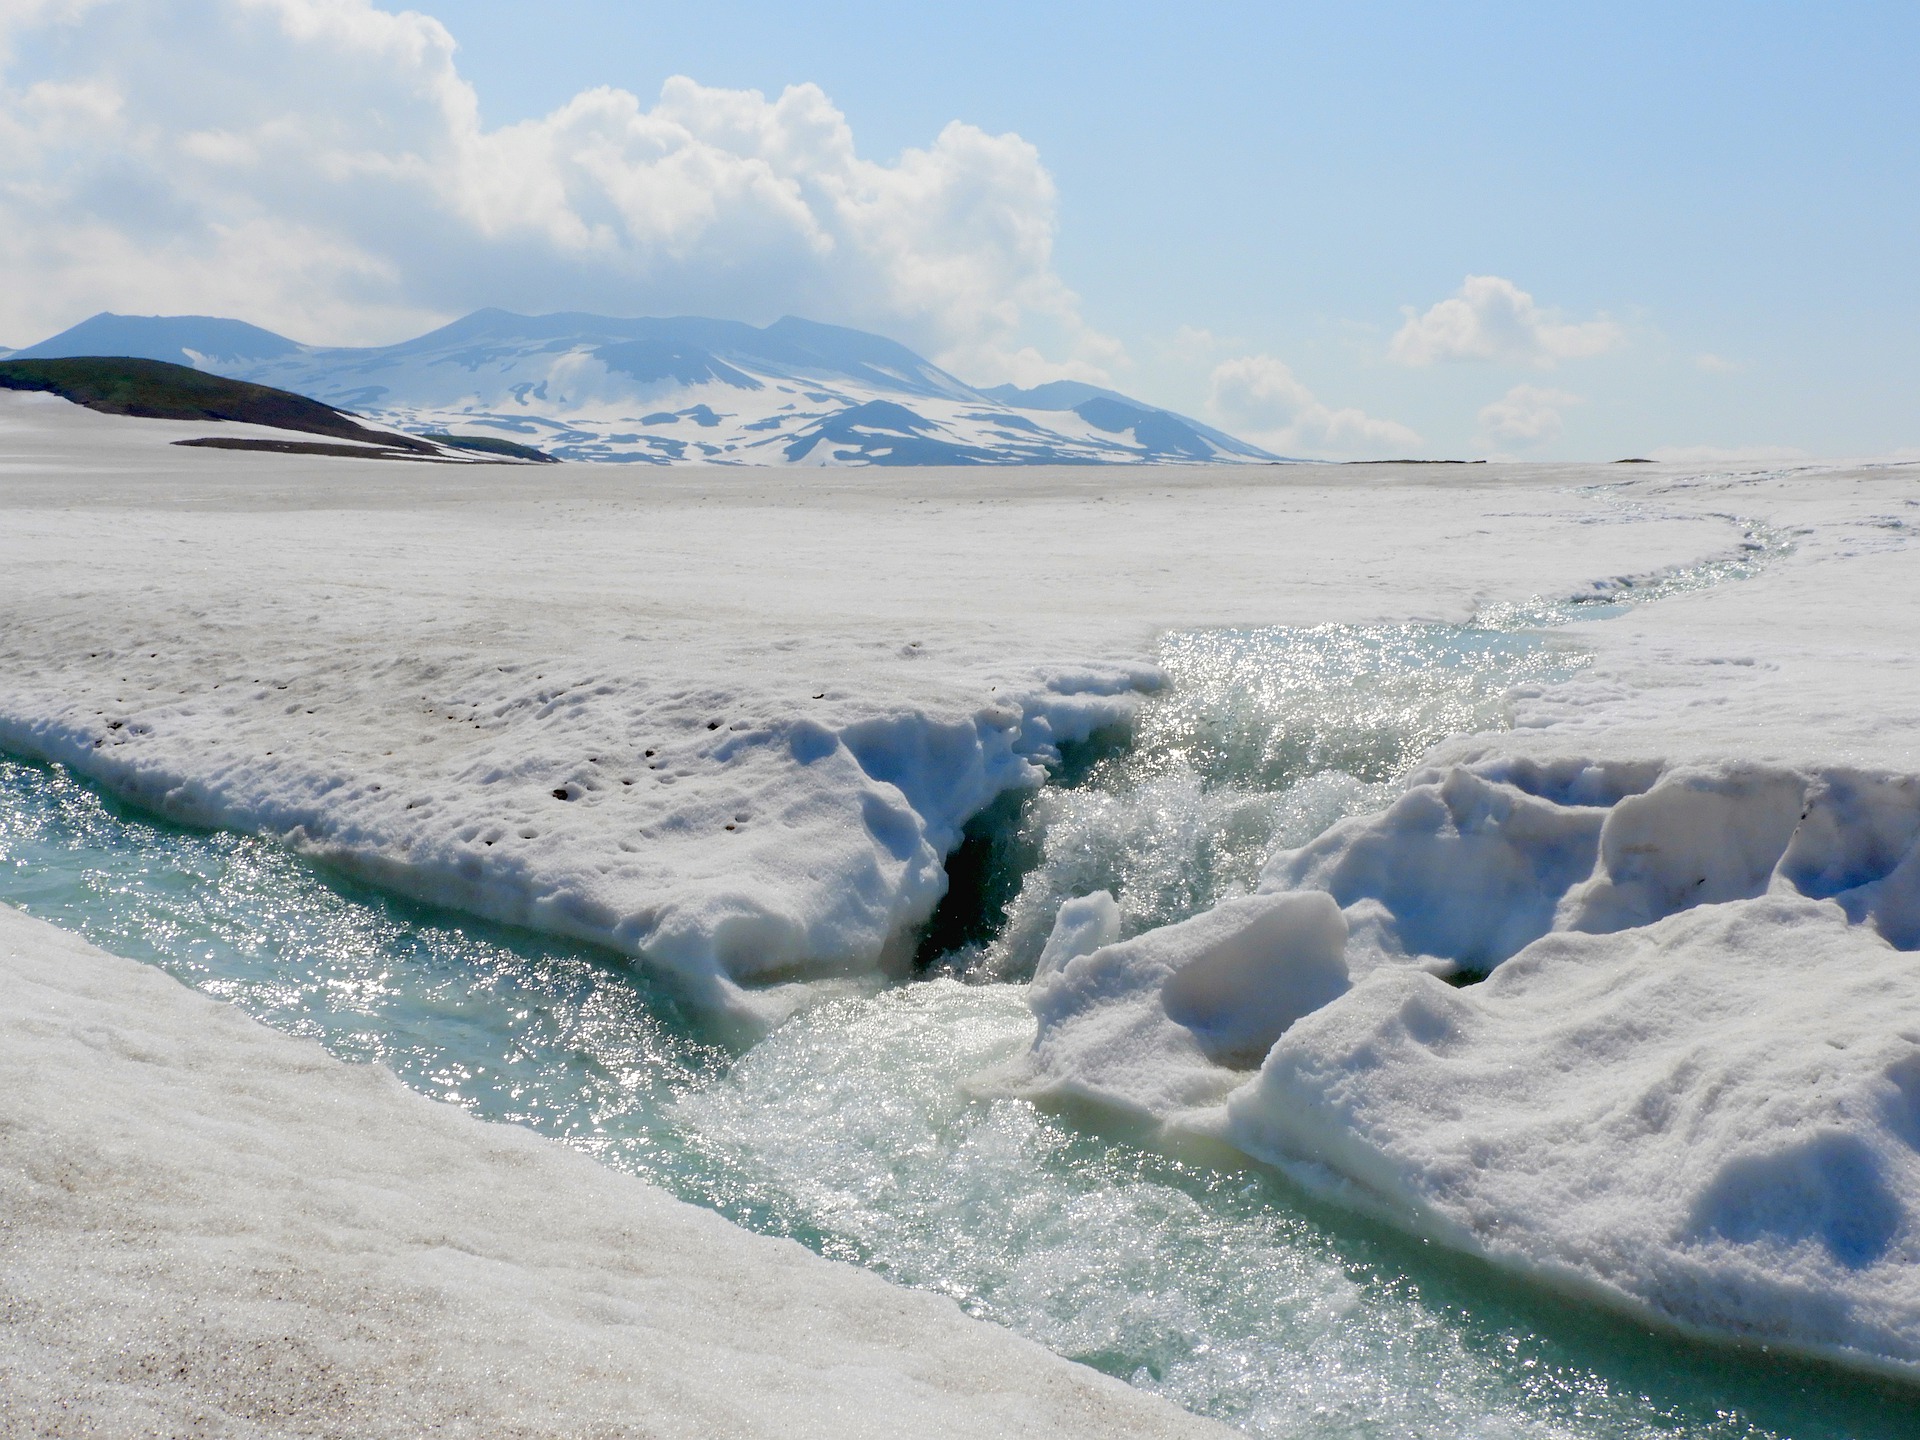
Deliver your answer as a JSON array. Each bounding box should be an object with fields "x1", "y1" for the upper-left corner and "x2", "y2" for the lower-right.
[{"x1": 0, "y1": 0, "x2": 1115, "y2": 385}]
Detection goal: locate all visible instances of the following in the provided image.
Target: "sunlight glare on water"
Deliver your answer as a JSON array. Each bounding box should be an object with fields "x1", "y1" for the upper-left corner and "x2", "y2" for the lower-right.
[{"x1": 970, "y1": 524, "x2": 1795, "y2": 978}]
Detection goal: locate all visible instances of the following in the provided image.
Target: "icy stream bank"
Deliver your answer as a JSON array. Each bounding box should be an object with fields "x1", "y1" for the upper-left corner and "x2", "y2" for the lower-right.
[{"x1": 2, "y1": 755, "x2": 1913, "y2": 1439}]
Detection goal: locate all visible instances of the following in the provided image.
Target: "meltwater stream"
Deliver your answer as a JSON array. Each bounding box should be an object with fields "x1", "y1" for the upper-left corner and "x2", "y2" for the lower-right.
[
  {"x1": 2, "y1": 525, "x2": 1905, "y2": 1439},
  {"x1": 955, "y1": 520, "x2": 1796, "y2": 979}
]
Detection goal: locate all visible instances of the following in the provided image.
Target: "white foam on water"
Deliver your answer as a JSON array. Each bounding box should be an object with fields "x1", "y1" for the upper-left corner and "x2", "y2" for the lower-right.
[{"x1": 968, "y1": 618, "x2": 1591, "y2": 980}]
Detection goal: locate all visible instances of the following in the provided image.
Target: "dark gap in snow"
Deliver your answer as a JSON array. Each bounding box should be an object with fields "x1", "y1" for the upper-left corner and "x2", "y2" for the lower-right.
[
  {"x1": 1048, "y1": 722, "x2": 1136, "y2": 788},
  {"x1": 914, "y1": 788, "x2": 1037, "y2": 969},
  {"x1": 914, "y1": 728, "x2": 1133, "y2": 972}
]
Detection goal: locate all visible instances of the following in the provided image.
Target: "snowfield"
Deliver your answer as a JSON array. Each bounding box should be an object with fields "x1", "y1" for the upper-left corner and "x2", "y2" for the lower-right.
[
  {"x1": 4, "y1": 387, "x2": 1920, "y2": 1407},
  {"x1": 0, "y1": 390, "x2": 1730, "y2": 1025}
]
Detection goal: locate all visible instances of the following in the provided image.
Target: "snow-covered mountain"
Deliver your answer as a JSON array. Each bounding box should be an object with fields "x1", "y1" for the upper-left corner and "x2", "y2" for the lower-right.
[{"x1": 13, "y1": 310, "x2": 1279, "y2": 466}]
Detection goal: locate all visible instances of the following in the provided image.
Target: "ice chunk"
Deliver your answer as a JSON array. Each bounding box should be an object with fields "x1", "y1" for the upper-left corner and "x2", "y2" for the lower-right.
[
  {"x1": 1033, "y1": 889, "x2": 1121, "y2": 978},
  {"x1": 1000, "y1": 890, "x2": 1348, "y2": 1122},
  {"x1": 1775, "y1": 770, "x2": 1920, "y2": 950},
  {"x1": 1557, "y1": 763, "x2": 1808, "y2": 933}
]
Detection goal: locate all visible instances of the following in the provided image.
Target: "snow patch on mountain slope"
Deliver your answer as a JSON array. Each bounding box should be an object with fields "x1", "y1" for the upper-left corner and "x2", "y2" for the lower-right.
[{"x1": 17, "y1": 309, "x2": 1278, "y2": 466}]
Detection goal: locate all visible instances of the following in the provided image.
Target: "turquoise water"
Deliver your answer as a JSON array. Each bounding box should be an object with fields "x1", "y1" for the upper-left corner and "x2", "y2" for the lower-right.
[{"x1": 8, "y1": 525, "x2": 1904, "y2": 1439}]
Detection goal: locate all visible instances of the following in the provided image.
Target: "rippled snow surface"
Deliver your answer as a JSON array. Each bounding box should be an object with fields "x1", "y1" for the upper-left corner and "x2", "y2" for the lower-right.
[{"x1": 10, "y1": 529, "x2": 1895, "y2": 1439}]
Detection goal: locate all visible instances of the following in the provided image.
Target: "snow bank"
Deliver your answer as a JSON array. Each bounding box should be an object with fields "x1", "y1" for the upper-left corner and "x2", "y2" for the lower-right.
[
  {"x1": 0, "y1": 659, "x2": 1136, "y2": 1026},
  {"x1": 0, "y1": 901, "x2": 1228, "y2": 1439},
  {"x1": 1009, "y1": 756, "x2": 1920, "y2": 1376},
  {"x1": 1227, "y1": 896, "x2": 1920, "y2": 1376}
]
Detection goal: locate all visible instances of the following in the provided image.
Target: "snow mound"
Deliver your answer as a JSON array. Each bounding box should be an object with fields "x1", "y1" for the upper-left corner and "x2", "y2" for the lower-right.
[
  {"x1": 1003, "y1": 890, "x2": 1351, "y2": 1121},
  {"x1": 1230, "y1": 897, "x2": 1920, "y2": 1374},
  {"x1": 1008, "y1": 758, "x2": 1920, "y2": 1376}
]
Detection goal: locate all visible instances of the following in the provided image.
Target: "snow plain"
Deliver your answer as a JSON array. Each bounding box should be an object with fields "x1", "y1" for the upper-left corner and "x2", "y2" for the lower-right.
[{"x1": 5, "y1": 388, "x2": 1920, "y2": 1410}]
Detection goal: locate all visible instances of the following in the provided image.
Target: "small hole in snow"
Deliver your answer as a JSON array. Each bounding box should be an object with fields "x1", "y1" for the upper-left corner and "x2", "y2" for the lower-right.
[{"x1": 553, "y1": 788, "x2": 572, "y2": 801}]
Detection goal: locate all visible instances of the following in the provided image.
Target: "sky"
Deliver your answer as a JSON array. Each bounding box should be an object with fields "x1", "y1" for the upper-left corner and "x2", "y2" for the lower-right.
[{"x1": 2, "y1": 0, "x2": 1916, "y2": 460}]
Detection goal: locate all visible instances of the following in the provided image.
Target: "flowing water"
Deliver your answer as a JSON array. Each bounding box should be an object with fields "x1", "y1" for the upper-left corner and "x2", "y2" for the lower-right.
[
  {"x1": 954, "y1": 520, "x2": 1794, "y2": 978},
  {"x1": 6, "y1": 522, "x2": 1899, "y2": 1440}
]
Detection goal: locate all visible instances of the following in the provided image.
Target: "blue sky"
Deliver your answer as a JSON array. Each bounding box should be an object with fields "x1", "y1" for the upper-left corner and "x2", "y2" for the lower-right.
[{"x1": 3, "y1": 1, "x2": 1916, "y2": 459}]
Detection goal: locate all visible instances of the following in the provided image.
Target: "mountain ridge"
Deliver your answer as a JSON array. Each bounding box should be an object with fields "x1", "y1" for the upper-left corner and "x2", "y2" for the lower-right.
[{"x1": 14, "y1": 309, "x2": 1281, "y2": 467}]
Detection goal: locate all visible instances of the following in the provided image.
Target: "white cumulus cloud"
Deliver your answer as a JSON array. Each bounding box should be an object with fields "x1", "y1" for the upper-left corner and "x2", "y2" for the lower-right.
[
  {"x1": 0, "y1": 0, "x2": 1116, "y2": 382},
  {"x1": 1476, "y1": 384, "x2": 1582, "y2": 446},
  {"x1": 1208, "y1": 354, "x2": 1420, "y2": 457},
  {"x1": 1390, "y1": 275, "x2": 1623, "y2": 368}
]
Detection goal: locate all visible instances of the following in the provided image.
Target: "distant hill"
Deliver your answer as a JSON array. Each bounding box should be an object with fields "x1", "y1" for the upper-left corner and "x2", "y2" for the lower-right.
[
  {"x1": 12, "y1": 313, "x2": 304, "y2": 369},
  {"x1": 0, "y1": 357, "x2": 552, "y2": 463},
  {"x1": 15, "y1": 310, "x2": 1279, "y2": 467}
]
